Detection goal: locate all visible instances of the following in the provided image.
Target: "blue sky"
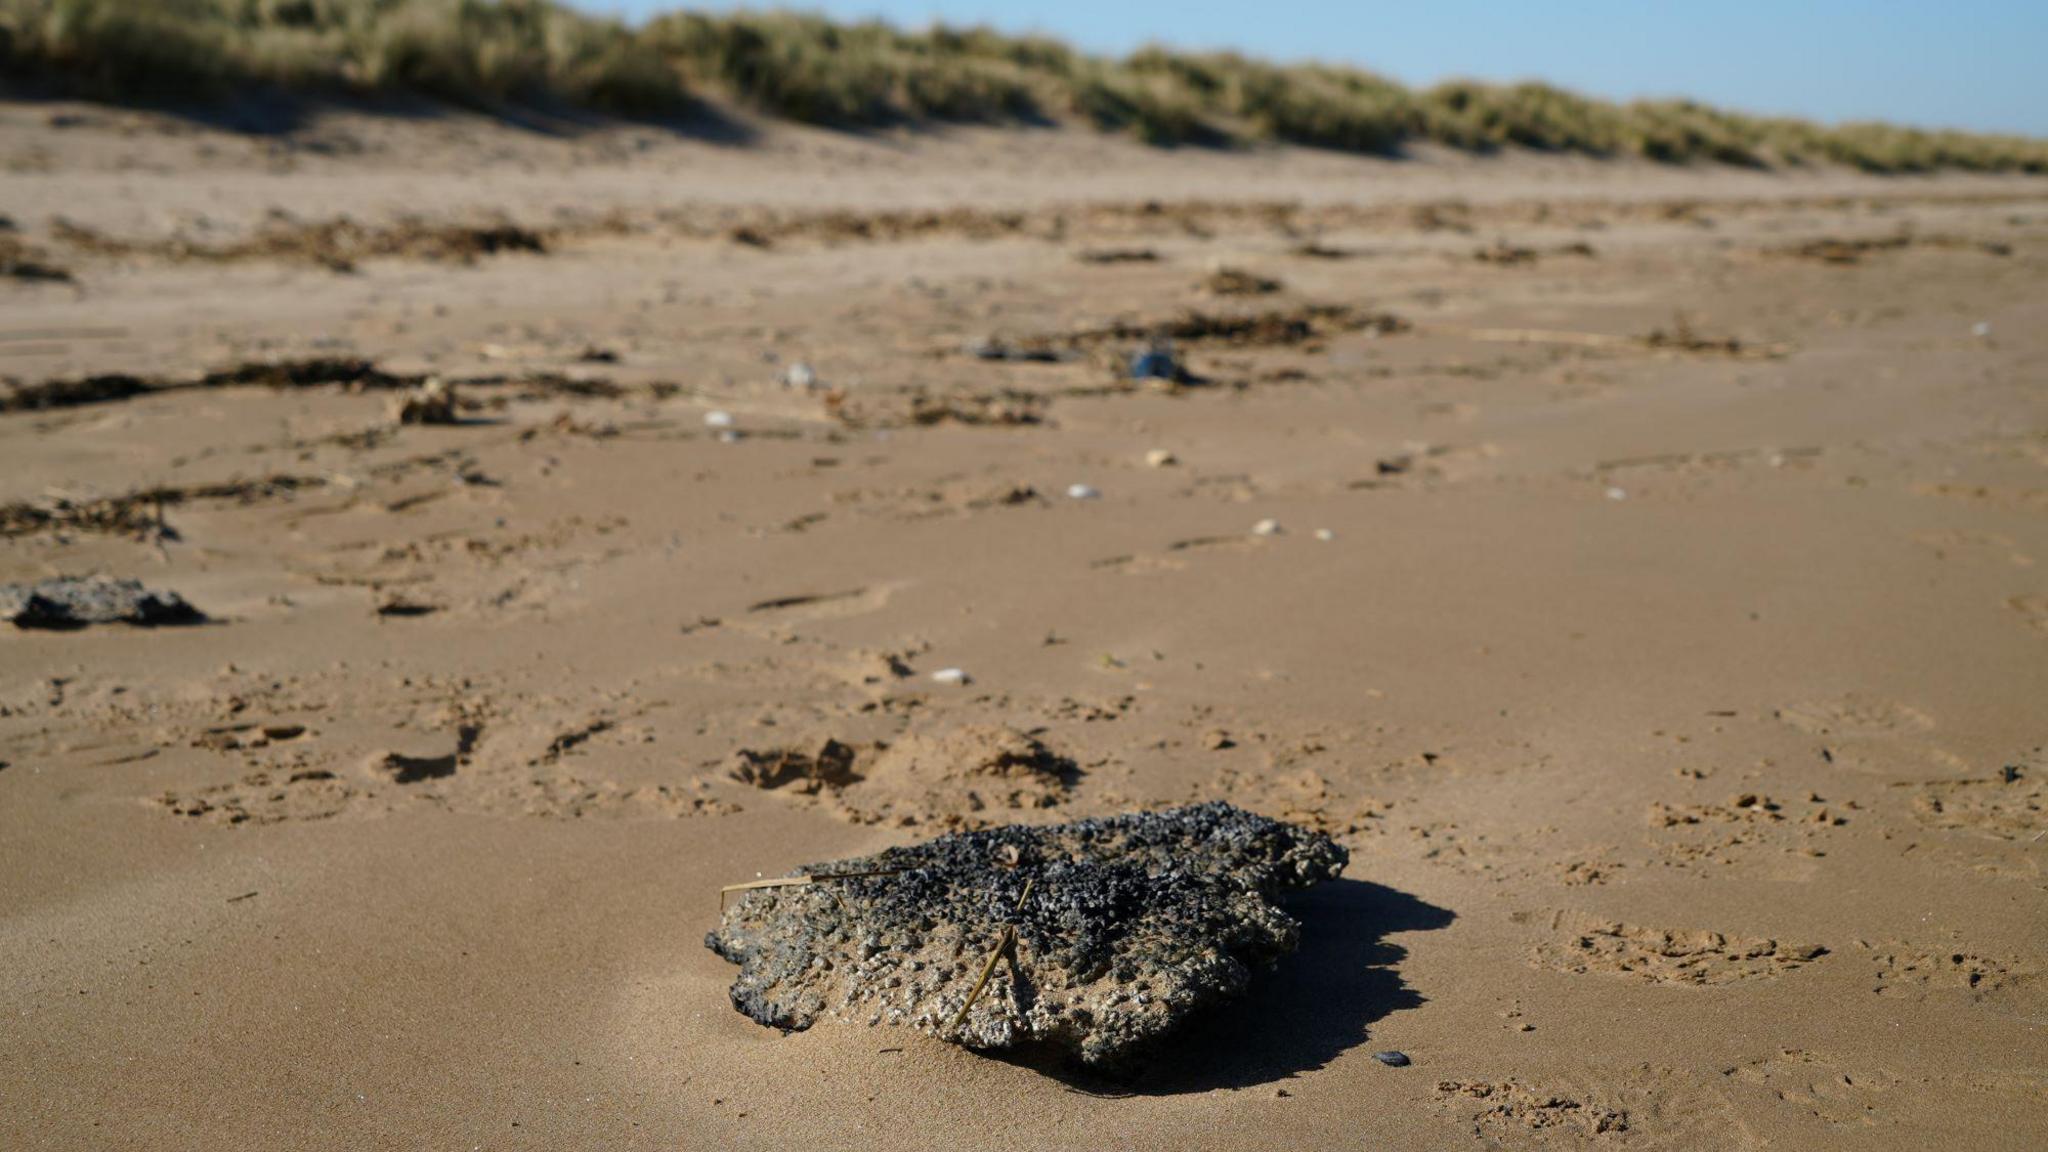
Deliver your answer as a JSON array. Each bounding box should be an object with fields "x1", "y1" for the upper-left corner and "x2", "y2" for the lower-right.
[{"x1": 583, "y1": 1, "x2": 2046, "y2": 136}]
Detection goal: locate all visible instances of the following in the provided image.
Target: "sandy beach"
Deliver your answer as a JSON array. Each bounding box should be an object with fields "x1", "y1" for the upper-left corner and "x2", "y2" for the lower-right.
[{"x1": 2, "y1": 101, "x2": 2045, "y2": 1149}]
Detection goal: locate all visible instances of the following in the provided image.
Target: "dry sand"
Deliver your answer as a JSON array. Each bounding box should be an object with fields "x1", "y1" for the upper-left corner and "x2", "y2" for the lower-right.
[{"x1": 2, "y1": 101, "x2": 2045, "y2": 1149}]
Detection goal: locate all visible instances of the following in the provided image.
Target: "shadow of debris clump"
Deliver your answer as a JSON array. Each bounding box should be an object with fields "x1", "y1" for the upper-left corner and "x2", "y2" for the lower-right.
[{"x1": 1000, "y1": 878, "x2": 1454, "y2": 1096}]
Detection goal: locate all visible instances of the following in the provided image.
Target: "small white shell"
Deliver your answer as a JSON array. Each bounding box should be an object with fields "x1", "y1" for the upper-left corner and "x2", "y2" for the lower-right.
[
  {"x1": 1252, "y1": 518, "x2": 1282, "y2": 536},
  {"x1": 931, "y1": 667, "x2": 970, "y2": 685},
  {"x1": 1066, "y1": 483, "x2": 1101, "y2": 500},
  {"x1": 704, "y1": 410, "x2": 736, "y2": 429}
]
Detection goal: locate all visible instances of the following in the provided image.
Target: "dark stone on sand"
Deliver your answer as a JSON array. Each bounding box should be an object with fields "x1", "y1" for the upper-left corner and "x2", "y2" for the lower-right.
[
  {"x1": 706, "y1": 801, "x2": 1347, "y2": 1070},
  {"x1": 1, "y1": 576, "x2": 206, "y2": 630},
  {"x1": 1373, "y1": 1050, "x2": 1411, "y2": 1067}
]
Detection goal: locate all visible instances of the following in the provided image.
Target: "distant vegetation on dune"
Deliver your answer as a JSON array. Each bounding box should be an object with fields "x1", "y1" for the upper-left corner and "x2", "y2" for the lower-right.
[{"x1": 3, "y1": 0, "x2": 2044, "y2": 173}]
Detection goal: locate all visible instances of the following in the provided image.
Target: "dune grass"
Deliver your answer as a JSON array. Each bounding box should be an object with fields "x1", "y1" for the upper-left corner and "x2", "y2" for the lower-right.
[{"x1": 2, "y1": 0, "x2": 2043, "y2": 173}]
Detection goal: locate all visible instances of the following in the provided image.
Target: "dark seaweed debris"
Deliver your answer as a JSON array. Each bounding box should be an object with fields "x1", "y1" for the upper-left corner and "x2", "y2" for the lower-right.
[{"x1": 706, "y1": 802, "x2": 1347, "y2": 1070}]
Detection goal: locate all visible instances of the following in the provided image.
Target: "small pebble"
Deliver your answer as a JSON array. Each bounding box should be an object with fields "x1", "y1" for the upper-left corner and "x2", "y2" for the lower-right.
[
  {"x1": 1373, "y1": 1050, "x2": 1411, "y2": 1067},
  {"x1": 1066, "y1": 483, "x2": 1101, "y2": 501},
  {"x1": 1972, "y1": 321, "x2": 1992, "y2": 338},
  {"x1": 704, "y1": 410, "x2": 735, "y2": 429},
  {"x1": 930, "y1": 668, "x2": 970, "y2": 686},
  {"x1": 1313, "y1": 528, "x2": 1335, "y2": 542},
  {"x1": 1145, "y1": 449, "x2": 1177, "y2": 468},
  {"x1": 1605, "y1": 486, "x2": 1627, "y2": 501},
  {"x1": 1252, "y1": 518, "x2": 1282, "y2": 537},
  {"x1": 782, "y1": 362, "x2": 817, "y2": 390}
]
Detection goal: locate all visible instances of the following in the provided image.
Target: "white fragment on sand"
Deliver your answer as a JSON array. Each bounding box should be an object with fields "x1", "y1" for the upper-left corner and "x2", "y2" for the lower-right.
[
  {"x1": 1145, "y1": 449, "x2": 1178, "y2": 468},
  {"x1": 704, "y1": 410, "x2": 736, "y2": 429},
  {"x1": 1605, "y1": 486, "x2": 1628, "y2": 501},
  {"x1": 782, "y1": 362, "x2": 818, "y2": 390},
  {"x1": 1314, "y1": 528, "x2": 1335, "y2": 542},
  {"x1": 1252, "y1": 518, "x2": 1283, "y2": 537},
  {"x1": 930, "y1": 667, "x2": 970, "y2": 685},
  {"x1": 1972, "y1": 321, "x2": 1992, "y2": 338},
  {"x1": 1067, "y1": 483, "x2": 1101, "y2": 500}
]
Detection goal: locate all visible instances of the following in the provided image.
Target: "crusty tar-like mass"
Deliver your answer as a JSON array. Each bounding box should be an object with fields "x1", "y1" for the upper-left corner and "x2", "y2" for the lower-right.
[{"x1": 706, "y1": 801, "x2": 1347, "y2": 1068}]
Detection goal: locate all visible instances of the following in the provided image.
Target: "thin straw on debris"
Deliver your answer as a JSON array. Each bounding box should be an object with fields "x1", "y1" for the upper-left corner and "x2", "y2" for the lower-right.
[
  {"x1": 947, "y1": 877, "x2": 1037, "y2": 1038},
  {"x1": 717, "y1": 867, "x2": 909, "y2": 910}
]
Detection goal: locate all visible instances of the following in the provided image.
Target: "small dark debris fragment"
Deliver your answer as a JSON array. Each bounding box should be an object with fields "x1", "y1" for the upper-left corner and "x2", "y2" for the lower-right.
[
  {"x1": 1076, "y1": 247, "x2": 1159, "y2": 264},
  {"x1": 1373, "y1": 1050, "x2": 1411, "y2": 1067},
  {"x1": 375, "y1": 597, "x2": 439, "y2": 618},
  {"x1": 227, "y1": 891, "x2": 260, "y2": 904},
  {"x1": 371, "y1": 750, "x2": 457, "y2": 783},
  {"x1": 1, "y1": 577, "x2": 206, "y2": 630},
  {"x1": 1200, "y1": 266, "x2": 1282, "y2": 296},
  {"x1": 1289, "y1": 242, "x2": 1353, "y2": 259},
  {"x1": 964, "y1": 339, "x2": 1068, "y2": 363},
  {"x1": 389, "y1": 378, "x2": 459, "y2": 425},
  {"x1": 2001, "y1": 764, "x2": 2023, "y2": 784}
]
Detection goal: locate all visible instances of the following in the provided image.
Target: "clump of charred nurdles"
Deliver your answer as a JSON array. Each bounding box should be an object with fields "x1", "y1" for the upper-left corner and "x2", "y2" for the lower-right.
[
  {"x1": 705, "y1": 801, "x2": 1347, "y2": 1069},
  {"x1": 1, "y1": 576, "x2": 206, "y2": 629}
]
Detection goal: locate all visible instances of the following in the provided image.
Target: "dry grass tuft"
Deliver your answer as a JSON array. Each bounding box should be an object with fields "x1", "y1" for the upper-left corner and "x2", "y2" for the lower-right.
[{"x1": 1, "y1": 2, "x2": 2042, "y2": 172}]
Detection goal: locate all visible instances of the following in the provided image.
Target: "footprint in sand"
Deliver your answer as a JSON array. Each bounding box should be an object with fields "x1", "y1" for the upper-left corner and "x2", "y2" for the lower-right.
[
  {"x1": 1726, "y1": 1049, "x2": 1895, "y2": 1129},
  {"x1": 1857, "y1": 939, "x2": 2040, "y2": 1001},
  {"x1": 729, "y1": 724, "x2": 1082, "y2": 831},
  {"x1": 1528, "y1": 910, "x2": 1826, "y2": 985},
  {"x1": 1777, "y1": 696, "x2": 1933, "y2": 738},
  {"x1": 1433, "y1": 1078, "x2": 1631, "y2": 1141},
  {"x1": 1896, "y1": 765, "x2": 2043, "y2": 840},
  {"x1": 155, "y1": 766, "x2": 361, "y2": 825}
]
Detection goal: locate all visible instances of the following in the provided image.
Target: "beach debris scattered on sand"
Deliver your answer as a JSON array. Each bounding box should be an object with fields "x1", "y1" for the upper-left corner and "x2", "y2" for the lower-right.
[
  {"x1": 964, "y1": 338, "x2": 1069, "y2": 363},
  {"x1": 388, "y1": 378, "x2": 458, "y2": 425},
  {"x1": 1, "y1": 233, "x2": 73, "y2": 283},
  {"x1": 1065, "y1": 483, "x2": 1101, "y2": 501},
  {"x1": 780, "y1": 362, "x2": 820, "y2": 391},
  {"x1": 1252, "y1": 518, "x2": 1283, "y2": 537},
  {"x1": 1128, "y1": 341, "x2": 1189, "y2": 385},
  {"x1": 827, "y1": 387, "x2": 1048, "y2": 429},
  {"x1": 1145, "y1": 449, "x2": 1178, "y2": 468},
  {"x1": 707, "y1": 802, "x2": 1347, "y2": 1069},
  {"x1": 1199, "y1": 265, "x2": 1282, "y2": 296},
  {"x1": 1374, "y1": 1050, "x2": 1412, "y2": 1067},
  {"x1": 930, "y1": 667, "x2": 971, "y2": 686},
  {"x1": 1075, "y1": 247, "x2": 1160, "y2": 264},
  {"x1": 1, "y1": 576, "x2": 206, "y2": 629},
  {"x1": 1473, "y1": 240, "x2": 1596, "y2": 265},
  {"x1": 1778, "y1": 232, "x2": 2010, "y2": 265},
  {"x1": 51, "y1": 214, "x2": 546, "y2": 272}
]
